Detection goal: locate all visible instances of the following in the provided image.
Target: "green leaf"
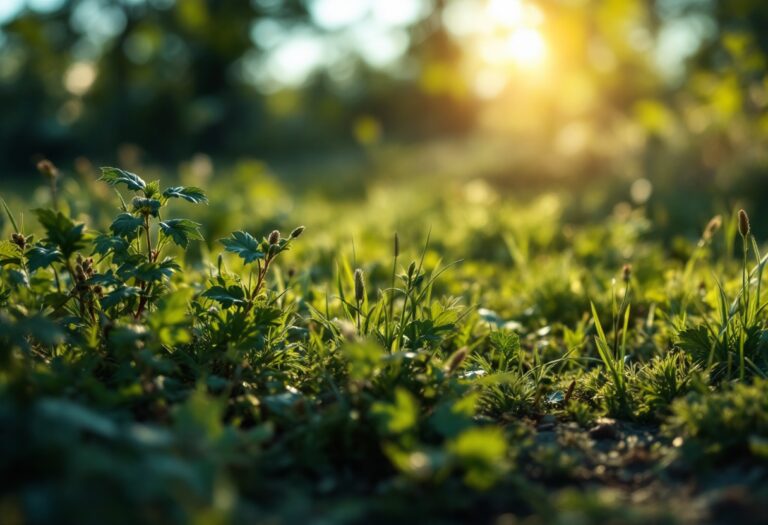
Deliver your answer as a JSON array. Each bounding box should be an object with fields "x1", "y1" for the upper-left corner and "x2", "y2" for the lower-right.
[
  {"x1": 446, "y1": 427, "x2": 508, "y2": 490},
  {"x1": 99, "y1": 167, "x2": 146, "y2": 192},
  {"x1": 0, "y1": 197, "x2": 19, "y2": 232},
  {"x1": 101, "y1": 285, "x2": 141, "y2": 309},
  {"x1": 344, "y1": 341, "x2": 385, "y2": 380},
  {"x1": 160, "y1": 219, "x2": 204, "y2": 248},
  {"x1": 371, "y1": 387, "x2": 418, "y2": 435},
  {"x1": 92, "y1": 234, "x2": 129, "y2": 256},
  {"x1": 131, "y1": 197, "x2": 161, "y2": 217},
  {"x1": 110, "y1": 213, "x2": 145, "y2": 238},
  {"x1": 27, "y1": 245, "x2": 62, "y2": 271},
  {"x1": 86, "y1": 271, "x2": 120, "y2": 287},
  {"x1": 162, "y1": 186, "x2": 208, "y2": 204},
  {"x1": 133, "y1": 258, "x2": 180, "y2": 282},
  {"x1": 201, "y1": 285, "x2": 246, "y2": 308},
  {"x1": 34, "y1": 209, "x2": 86, "y2": 257},
  {"x1": 220, "y1": 231, "x2": 264, "y2": 263},
  {"x1": 0, "y1": 240, "x2": 22, "y2": 267},
  {"x1": 144, "y1": 180, "x2": 161, "y2": 198}
]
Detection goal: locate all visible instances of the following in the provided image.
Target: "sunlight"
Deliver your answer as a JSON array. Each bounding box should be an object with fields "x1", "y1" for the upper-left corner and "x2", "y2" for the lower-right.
[
  {"x1": 504, "y1": 27, "x2": 546, "y2": 68},
  {"x1": 473, "y1": 0, "x2": 548, "y2": 72}
]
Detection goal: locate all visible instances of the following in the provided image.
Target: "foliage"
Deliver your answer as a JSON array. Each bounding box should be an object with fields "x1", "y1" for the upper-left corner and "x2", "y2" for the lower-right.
[{"x1": 1, "y1": 162, "x2": 768, "y2": 524}]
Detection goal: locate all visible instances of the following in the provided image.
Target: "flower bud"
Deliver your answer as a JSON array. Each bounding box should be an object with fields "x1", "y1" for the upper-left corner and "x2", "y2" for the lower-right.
[
  {"x1": 268, "y1": 230, "x2": 280, "y2": 245},
  {"x1": 290, "y1": 226, "x2": 305, "y2": 239},
  {"x1": 10, "y1": 233, "x2": 26, "y2": 249}
]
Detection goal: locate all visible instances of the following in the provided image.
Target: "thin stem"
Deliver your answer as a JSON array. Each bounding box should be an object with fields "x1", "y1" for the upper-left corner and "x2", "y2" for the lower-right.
[
  {"x1": 144, "y1": 215, "x2": 153, "y2": 262},
  {"x1": 134, "y1": 214, "x2": 154, "y2": 319}
]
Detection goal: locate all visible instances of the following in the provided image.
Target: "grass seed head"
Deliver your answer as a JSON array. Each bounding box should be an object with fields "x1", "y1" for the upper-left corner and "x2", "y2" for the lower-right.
[
  {"x1": 622, "y1": 263, "x2": 632, "y2": 283},
  {"x1": 36, "y1": 159, "x2": 59, "y2": 179},
  {"x1": 738, "y1": 209, "x2": 750, "y2": 238},
  {"x1": 354, "y1": 268, "x2": 366, "y2": 303},
  {"x1": 446, "y1": 347, "x2": 469, "y2": 374},
  {"x1": 702, "y1": 215, "x2": 722, "y2": 241},
  {"x1": 394, "y1": 232, "x2": 399, "y2": 257}
]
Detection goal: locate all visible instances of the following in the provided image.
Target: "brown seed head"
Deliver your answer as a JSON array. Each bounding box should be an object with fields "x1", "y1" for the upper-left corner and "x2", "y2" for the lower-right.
[
  {"x1": 702, "y1": 215, "x2": 722, "y2": 242},
  {"x1": 738, "y1": 209, "x2": 751, "y2": 238},
  {"x1": 10, "y1": 233, "x2": 26, "y2": 249},
  {"x1": 622, "y1": 264, "x2": 632, "y2": 283},
  {"x1": 446, "y1": 347, "x2": 469, "y2": 374},
  {"x1": 36, "y1": 159, "x2": 59, "y2": 179},
  {"x1": 394, "y1": 232, "x2": 399, "y2": 257}
]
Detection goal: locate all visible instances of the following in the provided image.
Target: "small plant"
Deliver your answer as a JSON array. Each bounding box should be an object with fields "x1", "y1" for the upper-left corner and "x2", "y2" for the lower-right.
[
  {"x1": 202, "y1": 225, "x2": 305, "y2": 310},
  {"x1": 590, "y1": 264, "x2": 633, "y2": 417},
  {"x1": 97, "y1": 166, "x2": 208, "y2": 319},
  {"x1": 677, "y1": 209, "x2": 768, "y2": 382}
]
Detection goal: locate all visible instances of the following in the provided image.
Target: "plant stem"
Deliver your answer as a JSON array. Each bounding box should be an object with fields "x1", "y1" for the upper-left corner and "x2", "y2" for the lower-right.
[{"x1": 134, "y1": 215, "x2": 154, "y2": 319}]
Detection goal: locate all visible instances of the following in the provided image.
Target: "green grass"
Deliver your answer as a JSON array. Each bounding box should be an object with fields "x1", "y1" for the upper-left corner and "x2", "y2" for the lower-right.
[{"x1": 1, "y1": 160, "x2": 767, "y2": 525}]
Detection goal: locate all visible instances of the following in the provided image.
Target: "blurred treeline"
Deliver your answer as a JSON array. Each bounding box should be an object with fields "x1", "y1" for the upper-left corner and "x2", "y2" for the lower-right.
[{"x1": 0, "y1": 0, "x2": 767, "y2": 202}]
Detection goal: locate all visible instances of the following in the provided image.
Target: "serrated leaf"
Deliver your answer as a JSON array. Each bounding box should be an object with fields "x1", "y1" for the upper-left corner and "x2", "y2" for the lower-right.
[
  {"x1": 92, "y1": 234, "x2": 130, "y2": 256},
  {"x1": 34, "y1": 209, "x2": 86, "y2": 257},
  {"x1": 160, "y1": 219, "x2": 204, "y2": 248},
  {"x1": 162, "y1": 186, "x2": 208, "y2": 204},
  {"x1": 0, "y1": 240, "x2": 22, "y2": 267},
  {"x1": 99, "y1": 167, "x2": 146, "y2": 191},
  {"x1": 201, "y1": 285, "x2": 246, "y2": 307},
  {"x1": 110, "y1": 213, "x2": 145, "y2": 238},
  {"x1": 144, "y1": 180, "x2": 161, "y2": 198},
  {"x1": 101, "y1": 285, "x2": 142, "y2": 309},
  {"x1": 116, "y1": 254, "x2": 148, "y2": 280},
  {"x1": 86, "y1": 270, "x2": 120, "y2": 287},
  {"x1": 27, "y1": 244, "x2": 63, "y2": 271},
  {"x1": 220, "y1": 231, "x2": 264, "y2": 263},
  {"x1": 132, "y1": 258, "x2": 180, "y2": 282}
]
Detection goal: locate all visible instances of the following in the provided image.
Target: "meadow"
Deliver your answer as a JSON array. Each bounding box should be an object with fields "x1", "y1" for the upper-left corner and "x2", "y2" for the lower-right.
[{"x1": 1, "y1": 151, "x2": 767, "y2": 525}]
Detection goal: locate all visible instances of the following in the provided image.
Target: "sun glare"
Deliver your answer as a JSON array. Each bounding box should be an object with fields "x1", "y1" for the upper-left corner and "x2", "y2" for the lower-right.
[
  {"x1": 504, "y1": 27, "x2": 546, "y2": 67},
  {"x1": 475, "y1": 0, "x2": 548, "y2": 70}
]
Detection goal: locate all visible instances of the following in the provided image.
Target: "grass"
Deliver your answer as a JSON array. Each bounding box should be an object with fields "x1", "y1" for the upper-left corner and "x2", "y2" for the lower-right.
[{"x1": 0, "y1": 158, "x2": 767, "y2": 525}]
